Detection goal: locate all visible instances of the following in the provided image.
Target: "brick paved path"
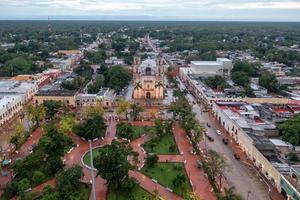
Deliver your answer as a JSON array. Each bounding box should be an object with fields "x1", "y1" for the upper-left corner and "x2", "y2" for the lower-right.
[
  {"x1": 129, "y1": 170, "x2": 183, "y2": 200},
  {"x1": 0, "y1": 127, "x2": 44, "y2": 194},
  {"x1": 172, "y1": 122, "x2": 217, "y2": 200}
]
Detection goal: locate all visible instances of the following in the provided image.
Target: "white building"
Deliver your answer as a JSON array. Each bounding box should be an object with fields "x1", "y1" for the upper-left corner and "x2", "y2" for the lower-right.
[
  {"x1": 0, "y1": 80, "x2": 38, "y2": 103},
  {"x1": 0, "y1": 95, "x2": 22, "y2": 127},
  {"x1": 76, "y1": 88, "x2": 116, "y2": 108},
  {"x1": 190, "y1": 58, "x2": 233, "y2": 77},
  {"x1": 0, "y1": 80, "x2": 38, "y2": 127}
]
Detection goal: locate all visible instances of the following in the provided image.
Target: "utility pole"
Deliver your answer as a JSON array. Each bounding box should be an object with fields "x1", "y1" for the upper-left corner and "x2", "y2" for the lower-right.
[{"x1": 89, "y1": 140, "x2": 96, "y2": 200}]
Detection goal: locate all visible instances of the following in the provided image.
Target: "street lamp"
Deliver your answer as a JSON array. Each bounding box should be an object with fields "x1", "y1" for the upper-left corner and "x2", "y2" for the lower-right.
[{"x1": 89, "y1": 140, "x2": 96, "y2": 200}]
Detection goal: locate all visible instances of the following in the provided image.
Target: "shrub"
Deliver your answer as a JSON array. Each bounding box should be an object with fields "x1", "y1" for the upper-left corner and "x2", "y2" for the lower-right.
[{"x1": 32, "y1": 171, "x2": 46, "y2": 185}]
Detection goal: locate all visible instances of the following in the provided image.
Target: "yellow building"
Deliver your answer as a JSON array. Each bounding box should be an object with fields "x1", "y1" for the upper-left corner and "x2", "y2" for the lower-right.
[
  {"x1": 34, "y1": 90, "x2": 76, "y2": 107},
  {"x1": 132, "y1": 54, "x2": 164, "y2": 100}
]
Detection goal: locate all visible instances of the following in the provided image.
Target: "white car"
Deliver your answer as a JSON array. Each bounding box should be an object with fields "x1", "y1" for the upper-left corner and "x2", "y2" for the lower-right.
[{"x1": 216, "y1": 130, "x2": 221, "y2": 135}]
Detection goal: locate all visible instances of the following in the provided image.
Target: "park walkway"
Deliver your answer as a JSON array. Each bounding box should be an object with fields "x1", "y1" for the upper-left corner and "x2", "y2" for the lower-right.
[
  {"x1": 0, "y1": 127, "x2": 44, "y2": 195},
  {"x1": 129, "y1": 170, "x2": 183, "y2": 200},
  {"x1": 172, "y1": 122, "x2": 217, "y2": 200},
  {"x1": 128, "y1": 121, "x2": 217, "y2": 200}
]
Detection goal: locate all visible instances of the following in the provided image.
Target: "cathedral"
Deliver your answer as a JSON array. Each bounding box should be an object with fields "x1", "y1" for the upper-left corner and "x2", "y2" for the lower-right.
[{"x1": 132, "y1": 54, "x2": 164, "y2": 100}]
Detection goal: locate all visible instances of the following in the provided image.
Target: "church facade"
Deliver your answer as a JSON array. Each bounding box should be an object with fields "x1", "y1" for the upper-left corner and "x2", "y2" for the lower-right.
[{"x1": 132, "y1": 54, "x2": 164, "y2": 100}]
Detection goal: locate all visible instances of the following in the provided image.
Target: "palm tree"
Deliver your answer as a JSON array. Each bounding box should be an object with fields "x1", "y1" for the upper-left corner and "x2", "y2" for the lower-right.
[
  {"x1": 134, "y1": 81, "x2": 143, "y2": 90},
  {"x1": 155, "y1": 81, "x2": 164, "y2": 98},
  {"x1": 154, "y1": 81, "x2": 163, "y2": 88}
]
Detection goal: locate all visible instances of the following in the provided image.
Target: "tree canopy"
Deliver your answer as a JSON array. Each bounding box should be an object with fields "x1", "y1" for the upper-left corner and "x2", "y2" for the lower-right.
[
  {"x1": 94, "y1": 141, "x2": 132, "y2": 189},
  {"x1": 278, "y1": 114, "x2": 300, "y2": 146},
  {"x1": 259, "y1": 71, "x2": 279, "y2": 93},
  {"x1": 73, "y1": 113, "x2": 106, "y2": 140},
  {"x1": 104, "y1": 66, "x2": 132, "y2": 92}
]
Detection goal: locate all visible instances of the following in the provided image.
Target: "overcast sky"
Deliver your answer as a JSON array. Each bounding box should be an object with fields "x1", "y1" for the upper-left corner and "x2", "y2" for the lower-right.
[{"x1": 0, "y1": 0, "x2": 300, "y2": 21}]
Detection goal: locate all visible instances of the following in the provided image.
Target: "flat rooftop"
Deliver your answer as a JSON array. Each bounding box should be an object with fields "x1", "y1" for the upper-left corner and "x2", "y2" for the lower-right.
[{"x1": 36, "y1": 90, "x2": 76, "y2": 97}]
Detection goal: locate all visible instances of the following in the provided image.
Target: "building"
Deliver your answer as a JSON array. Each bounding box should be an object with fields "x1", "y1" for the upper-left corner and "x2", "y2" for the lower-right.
[
  {"x1": 132, "y1": 54, "x2": 164, "y2": 100},
  {"x1": 190, "y1": 58, "x2": 233, "y2": 78},
  {"x1": 0, "y1": 95, "x2": 22, "y2": 127},
  {"x1": 212, "y1": 100, "x2": 300, "y2": 199},
  {"x1": 34, "y1": 90, "x2": 76, "y2": 107},
  {"x1": 0, "y1": 80, "x2": 38, "y2": 103},
  {"x1": 0, "y1": 80, "x2": 38, "y2": 127},
  {"x1": 105, "y1": 57, "x2": 125, "y2": 66},
  {"x1": 76, "y1": 88, "x2": 116, "y2": 108}
]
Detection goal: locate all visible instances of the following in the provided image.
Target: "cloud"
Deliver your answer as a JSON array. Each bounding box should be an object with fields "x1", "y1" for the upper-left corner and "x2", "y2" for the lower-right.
[{"x1": 0, "y1": 0, "x2": 299, "y2": 20}]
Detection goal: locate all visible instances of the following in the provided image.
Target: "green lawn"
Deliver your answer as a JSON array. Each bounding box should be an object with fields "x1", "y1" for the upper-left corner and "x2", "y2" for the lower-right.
[
  {"x1": 82, "y1": 147, "x2": 102, "y2": 166},
  {"x1": 77, "y1": 184, "x2": 91, "y2": 200},
  {"x1": 107, "y1": 185, "x2": 151, "y2": 200},
  {"x1": 142, "y1": 163, "x2": 191, "y2": 198},
  {"x1": 116, "y1": 123, "x2": 154, "y2": 141},
  {"x1": 143, "y1": 134, "x2": 179, "y2": 154},
  {"x1": 130, "y1": 126, "x2": 153, "y2": 140}
]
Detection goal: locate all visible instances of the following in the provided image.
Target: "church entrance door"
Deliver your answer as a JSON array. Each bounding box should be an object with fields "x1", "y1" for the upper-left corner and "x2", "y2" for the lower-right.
[{"x1": 146, "y1": 92, "x2": 151, "y2": 99}]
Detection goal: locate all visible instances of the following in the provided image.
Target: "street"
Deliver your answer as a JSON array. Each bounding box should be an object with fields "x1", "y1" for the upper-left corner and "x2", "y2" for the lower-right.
[{"x1": 178, "y1": 79, "x2": 270, "y2": 200}]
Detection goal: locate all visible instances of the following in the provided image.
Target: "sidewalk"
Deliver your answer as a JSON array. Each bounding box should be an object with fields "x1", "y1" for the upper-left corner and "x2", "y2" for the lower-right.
[{"x1": 208, "y1": 111, "x2": 284, "y2": 200}]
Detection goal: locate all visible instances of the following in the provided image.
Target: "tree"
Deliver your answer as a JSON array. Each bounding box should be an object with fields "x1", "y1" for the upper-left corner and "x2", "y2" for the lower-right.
[
  {"x1": 259, "y1": 71, "x2": 279, "y2": 93},
  {"x1": 134, "y1": 81, "x2": 143, "y2": 90},
  {"x1": 87, "y1": 74, "x2": 104, "y2": 94},
  {"x1": 172, "y1": 174, "x2": 186, "y2": 188},
  {"x1": 145, "y1": 154, "x2": 158, "y2": 167},
  {"x1": 0, "y1": 57, "x2": 37, "y2": 77},
  {"x1": 59, "y1": 114, "x2": 76, "y2": 135},
  {"x1": 17, "y1": 178, "x2": 31, "y2": 197},
  {"x1": 83, "y1": 102, "x2": 104, "y2": 118},
  {"x1": 39, "y1": 122, "x2": 72, "y2": 157},
  {"x1": 57, "y1": 165, "x2": 83, "y2": 199},
  {"x1": 204, "y1": 76, "x2": 229, "y2": 89},
  {"x1": 130, "y1": 103, "x2": 144, "y2": 120},
  {"x1": 104, "y1": 66, "x2": 132, "y2": 92},
  {"x1": 188, "y1": 192, "x2": 202, "y2": 200},
  {"x1": 32, "y1": 171, "x2": 46, "y2": 185},
  {"x1": 231, "y1": 71, "x2": 250, "y2": 87},
  {"x1": 42, "y1": 100, "x2": 62, "y2": 120},
  {"x1": 10, "y1": 123, "x2": 26, "y2": 148},
  {"x1": 116, "y1": 99, "x2": 130, "y2": 120},
  {"x1": 116, "y1": 122, "x2": 134, "y2": 140},
  {"x1": 26, "y1": 104, "x2": 46, "y2": 127},
  {"x1": 73, "y1": 113, "x2": 107, "y2": 140},
  {"x1": 205, "y1": 150, "x2": 226, "y2": 190},
  {"x1": 278, "y1": 114, "x2": 300, "y2": 146},
  {"x1": 148, "y1": 189, "x2": 162, "y2": 200},
  {"x1": 94, "y1": 141, "x2": 131, "y2": 189},
  {"x1": 155, "y1": 81, "x2": 163, "y2": 89},
  {"x1": 231, "y1": 61, "x2": 260, "y2": 77}
]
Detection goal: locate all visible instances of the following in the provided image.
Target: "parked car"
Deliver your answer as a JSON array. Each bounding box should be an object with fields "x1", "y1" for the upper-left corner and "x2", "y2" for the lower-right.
[
  {"x1": 222, "y1": 138, "x2": 229, "y2": 144},
  {"x1": 196, "y1": 160, "x2": 203, "y2": 168},
  {"x1": 202, "y1": 110, "x2": 209, "y2": 112},
  {"x1": 207, "y1": 135, "x2": 214, "y2": 142},
  {"x1": 216, "y1": 130, "x2": 221, "y2": 135},
  {"x1": 107, "y1": 109, "x2": 114, "y2": 112},
  {"x1": 234, "y1": 153, "x2": 240, "y2": 160}
]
